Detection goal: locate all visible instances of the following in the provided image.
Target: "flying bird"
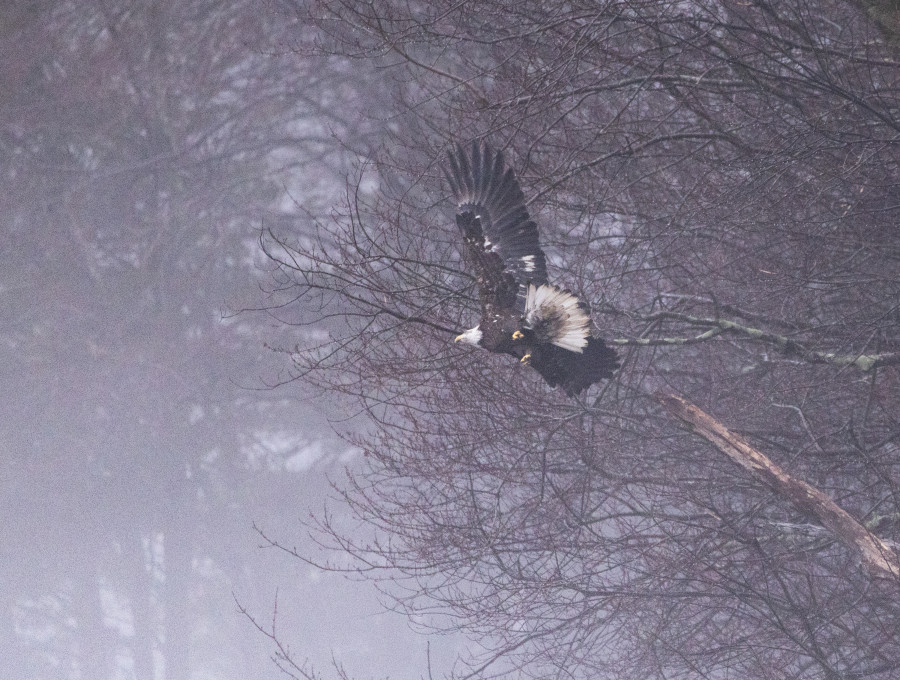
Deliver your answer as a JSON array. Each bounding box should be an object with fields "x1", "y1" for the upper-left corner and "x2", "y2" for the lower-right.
[{"x1": 445, "y1": 141, "x2": 619, "y2": 396}]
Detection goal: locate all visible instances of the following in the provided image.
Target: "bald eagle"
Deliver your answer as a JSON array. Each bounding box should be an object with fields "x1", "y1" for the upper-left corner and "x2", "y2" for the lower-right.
[{"x1": 446, "y1": 141, "x2": 619, "y2": 396}]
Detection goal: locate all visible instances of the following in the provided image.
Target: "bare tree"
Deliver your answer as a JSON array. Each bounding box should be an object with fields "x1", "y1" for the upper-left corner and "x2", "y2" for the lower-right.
[
  {"x1": 264, "y1": 1, "x2": 900, "y2": 678},
  {"x1": 1, "y1": 1, "x2": 380, "y2": 677}
]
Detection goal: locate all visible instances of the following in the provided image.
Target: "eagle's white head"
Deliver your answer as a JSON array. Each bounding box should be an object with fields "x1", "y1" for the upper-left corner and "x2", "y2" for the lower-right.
[{"x1": 454, "y1": 326, "x2": 483, "y2": 346}]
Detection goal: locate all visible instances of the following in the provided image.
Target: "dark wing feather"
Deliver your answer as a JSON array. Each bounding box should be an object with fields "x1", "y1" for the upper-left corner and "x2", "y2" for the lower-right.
[
  {"x1": 446, "y1": 141, "x2": 548, "y2": 309},
  {"x1": 528, "y1": 336, "x2": 620, "y2": 396}
]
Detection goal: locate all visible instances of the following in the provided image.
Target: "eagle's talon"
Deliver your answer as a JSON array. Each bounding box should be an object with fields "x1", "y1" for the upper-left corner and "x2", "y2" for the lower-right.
[
  {"x1": 520, "y1": 353, "x2": 532, "y2": 365},
  {"x1": 512, "y1": 330, "x2": 524, "y2": 340}
]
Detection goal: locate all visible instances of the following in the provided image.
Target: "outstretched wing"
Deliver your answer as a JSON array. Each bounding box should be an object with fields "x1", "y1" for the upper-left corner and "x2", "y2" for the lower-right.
[
  {"x1": 445, "y1": 141, "x2": 548, "y2": 310},
  {"x1": 523, "y1": 283, "x2": 620, "y2": 394},
  {"x1": 529, "y1": 336, "x2": 620, "y2": 397}
]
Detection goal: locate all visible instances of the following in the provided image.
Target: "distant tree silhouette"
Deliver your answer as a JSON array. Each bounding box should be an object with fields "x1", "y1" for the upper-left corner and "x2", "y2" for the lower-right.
[{"x1": 0, "y1": 2, "x2": 379, "y2": 678}]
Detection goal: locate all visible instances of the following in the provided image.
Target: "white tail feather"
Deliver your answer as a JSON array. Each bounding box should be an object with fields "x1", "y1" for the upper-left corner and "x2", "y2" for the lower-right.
[{"x1": 524, "y1": 284, "x2": 591, "y2": 352}]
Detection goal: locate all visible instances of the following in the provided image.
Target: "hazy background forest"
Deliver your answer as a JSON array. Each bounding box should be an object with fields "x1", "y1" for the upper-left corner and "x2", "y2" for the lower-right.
[
  {"x1": 2, "y1": 1, "x2": 899, "y2": 680},
  {"x1": 1, "y1": 1, "x2": 460, "y2": 678}
]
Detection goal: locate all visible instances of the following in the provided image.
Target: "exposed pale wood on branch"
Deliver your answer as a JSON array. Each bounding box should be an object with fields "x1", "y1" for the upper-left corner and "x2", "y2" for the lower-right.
[
  {"x1": 657, "y1": 392, "x2": 900, "y2": 579},
  {"x1": 615, "y1": 313, "x2": 898, "y2": 371}
]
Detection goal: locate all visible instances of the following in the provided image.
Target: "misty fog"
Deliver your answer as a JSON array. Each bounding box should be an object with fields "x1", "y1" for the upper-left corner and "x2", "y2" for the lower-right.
[{"x1": 1, "y1": 2, "x2": 460, "y2": 678}]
